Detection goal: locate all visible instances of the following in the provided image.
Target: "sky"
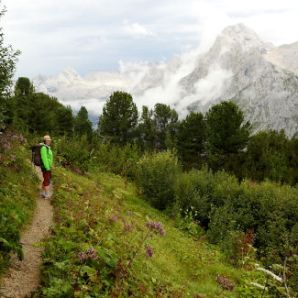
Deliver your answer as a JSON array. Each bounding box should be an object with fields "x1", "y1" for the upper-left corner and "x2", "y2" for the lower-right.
[{"x1": 1, "y1": 0, "x2": 298, "y2": 78}]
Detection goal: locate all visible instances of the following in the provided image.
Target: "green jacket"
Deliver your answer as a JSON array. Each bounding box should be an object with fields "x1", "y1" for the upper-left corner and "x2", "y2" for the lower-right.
[{"x1": 41, "y1": 145, "x2": 53, "y2": 171}]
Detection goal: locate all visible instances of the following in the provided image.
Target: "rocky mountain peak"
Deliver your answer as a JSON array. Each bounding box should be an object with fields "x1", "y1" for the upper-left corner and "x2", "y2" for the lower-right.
[{"x1": 213, "y1": 23, "x2": 272, "y2": 54}]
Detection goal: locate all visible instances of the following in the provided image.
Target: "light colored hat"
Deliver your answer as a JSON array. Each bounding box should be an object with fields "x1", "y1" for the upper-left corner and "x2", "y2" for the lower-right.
[{"x1": 43, "y1": 135, "x2": 52, "y2": 141}]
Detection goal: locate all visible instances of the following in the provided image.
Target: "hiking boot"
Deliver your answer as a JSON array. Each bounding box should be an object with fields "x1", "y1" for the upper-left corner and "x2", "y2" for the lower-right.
[{"x1": 44, "y1": 193, "x2": 51, "y2": 199}]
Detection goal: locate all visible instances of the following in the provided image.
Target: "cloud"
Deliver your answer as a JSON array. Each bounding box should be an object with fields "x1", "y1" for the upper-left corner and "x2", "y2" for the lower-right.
[
  {"x1": 123, "y1": 21, "x2": 154, "y2": 37},
  {"x1": 2, "y1": 0, "x2": 298, "y2": 82}
]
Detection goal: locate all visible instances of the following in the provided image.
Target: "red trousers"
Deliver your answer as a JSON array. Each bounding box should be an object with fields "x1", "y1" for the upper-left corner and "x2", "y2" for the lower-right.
[{"x1": 42, "y1": 171, "x2": 51, "y2": 187}]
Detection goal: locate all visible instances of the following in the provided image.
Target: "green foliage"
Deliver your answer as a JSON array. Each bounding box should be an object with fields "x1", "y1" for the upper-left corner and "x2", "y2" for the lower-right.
[
  {"x1": 135, "y1": 151, "x2": 181, "y2": 210},
  {"x1": 174, "y1": 207, "x2": 205, "y2": 238},
  {"x1": 136, "y1": 106, "x2": 156, "y2": 151},
  {"x1": 243, "y1": 130, "x2": 297, "y2": 185},
  {"x1": 55, "y1": 105, "x2": 74, "y2": 137},
  {"x1": 74, "y1": 106, "x2": 93, "y2": 140},
  {"x1": 136, "y1": 103, "x2": 179, "y2": 152},
  {"x1": 9, "y1": 79, "x2": 75, "y2": 136},
  {"x1": 174, "y1": 169, "x2": 239, "y2": 227},
  {"x1": 39, "y1": 166, "x2": 260, "y2": 297},
  {"x1": 54, "y1": 135, "x2": 91, "y2": 172},
  {"x1": 176, "y1": 111, "x2": 207, "y2": 169},
  {"x1": 206, "y1": 101, "x2": 251, "y2": 174},
  {"x1": 0, "y1": 7, "x2": 20, "y2": 130},
  {"x1": 14, "y1": 77, "x2": 34, "y2": 96},
  {"x1": 173, "y1": 167, "x2": 298, "y2": 290},
  {"x1": 92, "y1": 143, "x2": 141, "y2": 177},
  {"x1": 153, "y1": 103, "x2": 178, "y2": 150},
  {"x1": 206, "y1": 101, "x2": 251, "y2": 155},
  {"x1": 0, "y1": 132, "x2": 36, "y2": 273},
  {"x1": 99, "y1": 91, "x2": 138, "y2": 145}
]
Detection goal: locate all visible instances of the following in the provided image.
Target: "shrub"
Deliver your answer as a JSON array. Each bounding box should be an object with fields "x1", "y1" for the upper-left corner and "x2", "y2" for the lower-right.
[
  {"x1": 135, "y1": 151, "x2": 181, "y2": 210},
  {"x1": 174, "y1": 168, "x2": 213, "y2": 227},
  {"x1": 172, "y1": 166, "x2": 298, "y2": 289},
  {"x1": 54, "y1": 136, "x2": 91, "y2": 173},
  {"x1": 92, "y1": 143, "x2": 141, "y2": 178},
  {"x1": 174, "y1": 168, "x2": 240, "y2": 227}
]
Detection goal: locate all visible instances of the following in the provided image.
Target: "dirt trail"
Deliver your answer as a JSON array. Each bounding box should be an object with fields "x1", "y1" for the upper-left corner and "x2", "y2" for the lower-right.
[{"x1": 0, "y1": 167, "x2": 53, "y2": 298}]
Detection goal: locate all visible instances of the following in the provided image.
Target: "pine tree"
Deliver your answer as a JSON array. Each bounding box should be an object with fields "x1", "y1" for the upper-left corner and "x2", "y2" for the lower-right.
[
  {"x1": 177, "y1": 112, "x2": 206, "y2": 169},
  {"x1": 136, "y1": 106, "x2": 156, "y2": 151},
  {"x1": 99, "y1": 91, "x2": 138, "y2": 145},
  {"x1": 55, "y1": 106, "x2": 74, "y2": 136},
  {"x1": 153, "y1": 103, "x2": 178, "y2": 151},
  {"x1": 74, "y1": 106, "x2": 93, "y2": 140},
  {"x1": 206, "y1": 101, "x2": 251, "y2": 172}
]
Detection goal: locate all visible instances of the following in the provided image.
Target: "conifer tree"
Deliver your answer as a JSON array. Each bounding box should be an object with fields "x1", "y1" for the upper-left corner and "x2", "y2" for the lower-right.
[
  {"x1": 137, "y1": 106, "x2": 156, "y2": 151},
  {"x1": 153, "y1": 103, "x2": 178, "y2": 150},
  {"x1": 74, "y1": 106, "x2": 93, "y2": 140},
  {"x1": 177, "y1": 112, "x2": 206, "y2": 168},
  {"x1": 206, "y1": 101, "x2": 251, "y2": 171},
  {"x1": 99, "y1": 91, "x2": 138, "y2": 145}
]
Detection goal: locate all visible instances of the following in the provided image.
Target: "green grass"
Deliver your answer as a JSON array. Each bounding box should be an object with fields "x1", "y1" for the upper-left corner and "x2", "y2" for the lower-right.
[
  {"x1": 0, "y1": 141, "x2": 38, "y2": 274},
  {"x1": 40, "y1": 167, "x2": 267, "y2": 297}
]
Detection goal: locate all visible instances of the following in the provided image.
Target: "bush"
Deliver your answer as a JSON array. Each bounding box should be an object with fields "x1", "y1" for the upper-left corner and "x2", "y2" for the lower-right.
[
  {"x1": 54, "y1": 136, "x2": 91, "y2": 173},
  {"x1": 172, "y1": 166, "x2": 298, "y2": 290},
  {"x1": 135, "y1": 151, "x2": 181, "y2": 210},
  {"x1": 92, "y1": 143, "x2": 141, "y2": 178},
  {"x1": 174, "y1": 168, "x2": 240, "y2": 227}
]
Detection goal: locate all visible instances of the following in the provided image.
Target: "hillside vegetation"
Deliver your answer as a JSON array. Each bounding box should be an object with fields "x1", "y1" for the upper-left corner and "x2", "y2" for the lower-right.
[
  {"x1": 0, "y1": 9, "x2": 297, "y2": 296},
  {"x1": 0, "y1": 132, "x2": 37, "y2": 273},
  {"x1": 39, "y1": 166, "x2": 265, "y2": 297}
]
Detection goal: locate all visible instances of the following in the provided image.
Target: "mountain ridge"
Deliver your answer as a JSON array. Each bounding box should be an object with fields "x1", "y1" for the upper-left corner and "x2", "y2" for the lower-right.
[{"x1": 34, "y1": 23, "x2": 298, "y2": 136}]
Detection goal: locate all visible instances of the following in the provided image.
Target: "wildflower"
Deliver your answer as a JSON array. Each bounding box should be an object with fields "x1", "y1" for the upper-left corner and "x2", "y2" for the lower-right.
[
  {"x1": 78, "y1": 247, "x2": 98, "y2": 262},
  {"x1": 145, "y1": 245, "x2": 154, "y2": 258},
  {"x1": 146, "y1": 221, "x2": 166, "y2": 236},
  {"x1": 109, "y1": 214, "x2": 119, "y2": 223},
  {"x1": 123, "y1": 222, "x2": 134, "y2": 232}
]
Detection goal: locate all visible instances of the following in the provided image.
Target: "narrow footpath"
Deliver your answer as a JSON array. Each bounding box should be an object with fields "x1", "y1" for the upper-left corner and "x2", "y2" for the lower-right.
[{"x1": 0, "y1": 168, "x2": 53, "y2": 298}]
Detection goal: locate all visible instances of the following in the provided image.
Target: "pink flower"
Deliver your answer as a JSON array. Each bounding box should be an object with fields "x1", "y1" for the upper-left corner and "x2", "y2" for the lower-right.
[
  {"x1": 145, "y1": 245, "x2": 154, "y2": 257},
  {"x1": 146, "y1": 221, "x2": 166, "y2": 236}
]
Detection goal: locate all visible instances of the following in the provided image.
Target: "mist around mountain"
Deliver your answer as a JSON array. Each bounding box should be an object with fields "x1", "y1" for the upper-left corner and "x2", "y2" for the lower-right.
[{"x1": 35, "y1": 23, "x2": 298, "y2": 136}]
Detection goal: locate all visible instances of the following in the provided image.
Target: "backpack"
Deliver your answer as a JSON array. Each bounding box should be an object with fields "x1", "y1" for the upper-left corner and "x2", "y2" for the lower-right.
[{"x1": 31, "y1": 143, "x2": 44, "y2": 166}]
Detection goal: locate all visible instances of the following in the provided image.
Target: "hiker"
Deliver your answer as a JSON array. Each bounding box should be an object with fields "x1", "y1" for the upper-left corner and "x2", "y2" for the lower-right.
[{"x1": 40, "y1": 135, "x2": 53, "y2": 199}]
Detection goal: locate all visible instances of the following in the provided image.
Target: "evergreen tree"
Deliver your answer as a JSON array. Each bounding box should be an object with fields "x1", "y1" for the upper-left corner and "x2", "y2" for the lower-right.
[
  {"x1": 9, "y1": 77, "x2": 35, "y2": 131},
  {"x1": 206, "y1": 101, "x2": 251, "y2": 172},
  {"x1": 288, "y1": 137, "x2": 298, "y2": 185},
  {"x1": 28, "y1": 92, "x2": 62, "y2": 134},
  {"x1": 56, "y1": 106, "x2": 74, "y2": 136},
  {"x1": 9, "y1": 78, "x2": 73, "y2": 135},
  {"x1": 74, "y1": 106, "x2": 93, "y2": 140},
  {"x1": 99, "y1": 91, "x2": 138, "y2": 145},
  {"x1": 136, "y1": 106, "x2": 156, "y2": 151},
  {"x1": 153, "y1": 103, "x2": 178, "y2": 150},
  {"x1": 243, "y1": 130, "x2": 290, "y2": 183},
  {"x1": 177, "y1": 112, "x2": 206, "y2": 169},
  {"x1": 0, "y1": 7, "x2": 20, "y2": 130},
  {"x1": 14, "y1": 77, "x2": 34, "y2": 96}
]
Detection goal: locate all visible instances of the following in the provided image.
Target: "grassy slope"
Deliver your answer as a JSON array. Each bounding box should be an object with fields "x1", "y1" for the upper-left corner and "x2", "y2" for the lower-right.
[
  {"x1": 40, "y1": 167, "x2": 265, "y2": 298},
  {"x1": 0, "y1": 141, "x2": 38, "y2": 273}
]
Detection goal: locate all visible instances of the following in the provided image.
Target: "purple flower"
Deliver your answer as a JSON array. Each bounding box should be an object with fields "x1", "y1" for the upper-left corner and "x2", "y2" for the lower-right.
[
  {"x1": 146, "y1": 221, "x2": 166, "y2": 236},
  {"x1": 78, "y1": 247, "x2": 97, "y2": 262},
  {"x1": 145, "y1": 245, "x2": 154, "y2": 258}
]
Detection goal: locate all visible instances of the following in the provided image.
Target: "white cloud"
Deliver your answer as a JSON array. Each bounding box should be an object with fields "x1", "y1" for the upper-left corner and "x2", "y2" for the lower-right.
[
  {"x1": 123, "y1": 21, "x2": 154, "y2": 37},
  {"x1": 1, "y1": 0, "x2": 298, "y2": 78}
]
